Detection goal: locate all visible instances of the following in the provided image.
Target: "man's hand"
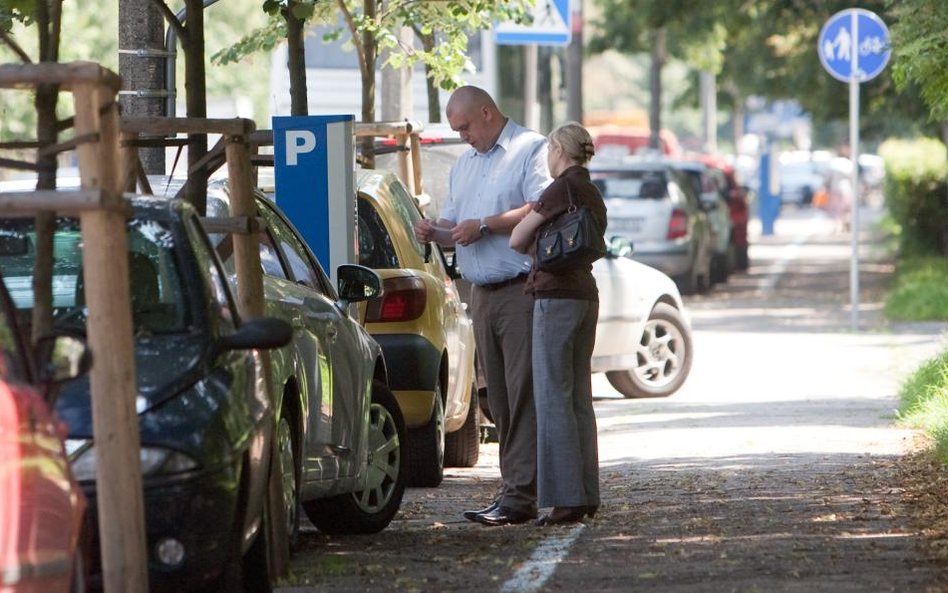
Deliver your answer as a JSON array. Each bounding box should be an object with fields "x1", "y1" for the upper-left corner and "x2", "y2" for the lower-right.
[
  {"x1": 414, "y1": 218, "x2": 436, "y2": 243},
  {"x1": 451, "y1": 219, "x2": 483, "y2": 247}
]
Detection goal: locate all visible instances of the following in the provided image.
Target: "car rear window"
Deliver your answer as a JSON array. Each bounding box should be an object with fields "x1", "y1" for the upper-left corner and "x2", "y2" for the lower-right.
[{"x1": 591, "y1": 170, "x2": 668, "y2": 200}]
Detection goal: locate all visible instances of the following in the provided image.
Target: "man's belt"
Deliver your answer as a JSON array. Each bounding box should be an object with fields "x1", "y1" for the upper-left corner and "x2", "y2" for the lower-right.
[{"x1": 478, "y1": 273, "x2": 528, "y2": 291}]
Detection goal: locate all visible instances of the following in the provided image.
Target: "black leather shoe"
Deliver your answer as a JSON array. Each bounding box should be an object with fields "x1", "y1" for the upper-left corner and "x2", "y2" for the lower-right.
[
  {"x1": 535, "y1": 506, "x2": 587, "y2": 526},
  {"x1": 463, "y1": 500, "x2": 499, "y2": 522},
  {"x1": 474, "y1": 506, "x2": 536, "y2": 526}
]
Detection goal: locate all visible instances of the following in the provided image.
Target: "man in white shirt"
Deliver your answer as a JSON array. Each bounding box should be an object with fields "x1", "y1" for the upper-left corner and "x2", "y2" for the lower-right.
[{"x1": 414, "y1": 86, "x2": 551, "y2": 525}]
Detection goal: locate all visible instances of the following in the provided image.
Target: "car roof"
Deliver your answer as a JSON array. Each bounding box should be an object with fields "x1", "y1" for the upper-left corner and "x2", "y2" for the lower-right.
[{"x1": 588, "y1": 157, "x2": 675, "y2": 172}]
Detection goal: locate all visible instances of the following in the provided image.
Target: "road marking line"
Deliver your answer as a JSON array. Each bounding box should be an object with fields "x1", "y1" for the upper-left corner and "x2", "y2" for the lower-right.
[{"x1": 499, "y1": 524, "x2": 585, "y2": 593}]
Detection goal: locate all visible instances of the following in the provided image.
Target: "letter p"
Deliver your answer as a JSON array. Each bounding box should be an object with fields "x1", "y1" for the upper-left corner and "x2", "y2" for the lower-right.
[{"x1": 285, "y1": 130, "x2": 317, "y2": 166}]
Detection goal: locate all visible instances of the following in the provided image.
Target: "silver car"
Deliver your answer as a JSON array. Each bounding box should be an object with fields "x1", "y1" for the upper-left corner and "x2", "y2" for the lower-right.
[
  {"x1": 202, "y1": 183, "x2": 407, "y2": 538},
  {"x1": 590, "y1": 159, "x2": 714, "y2": 294},
  {"x1": 675, "y1": 160, "x2": 735, "y2": 284}
]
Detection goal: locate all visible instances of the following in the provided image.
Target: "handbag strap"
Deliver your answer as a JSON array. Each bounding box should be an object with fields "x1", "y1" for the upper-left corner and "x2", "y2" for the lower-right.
[{"x1": 564, "y1": 179, "x2": 577, "y2": 213}]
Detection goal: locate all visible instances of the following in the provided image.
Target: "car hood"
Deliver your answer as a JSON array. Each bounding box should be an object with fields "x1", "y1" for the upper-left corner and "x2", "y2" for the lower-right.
[{"x1": 54, "y1": 334, "x2": 206, "y2": 437}]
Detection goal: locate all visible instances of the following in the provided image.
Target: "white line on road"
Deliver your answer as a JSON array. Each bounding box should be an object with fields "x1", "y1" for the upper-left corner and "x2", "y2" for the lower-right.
[{"x1": 499, "y1": 524, "x2": 585, "y2": 593}]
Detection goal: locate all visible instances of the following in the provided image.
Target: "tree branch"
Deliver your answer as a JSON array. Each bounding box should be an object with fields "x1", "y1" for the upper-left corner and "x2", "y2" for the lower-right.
[
  {"x1": 336, "y1": 0, "x2": 368, "y2": 81},
  {"x1": 0, "y1": 30, "x2": 32, "y2": 64}
]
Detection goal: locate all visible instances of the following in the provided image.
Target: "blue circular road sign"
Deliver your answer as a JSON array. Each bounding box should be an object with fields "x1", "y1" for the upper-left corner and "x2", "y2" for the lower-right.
[{"x1": 818, "y1": 8, "x2": 891, "y2": 83}]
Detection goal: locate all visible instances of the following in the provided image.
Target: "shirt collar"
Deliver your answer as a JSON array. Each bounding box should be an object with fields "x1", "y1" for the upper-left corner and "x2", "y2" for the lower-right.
[{"x1": 474, "y1": 118, "x2": 515, "y2": 157}]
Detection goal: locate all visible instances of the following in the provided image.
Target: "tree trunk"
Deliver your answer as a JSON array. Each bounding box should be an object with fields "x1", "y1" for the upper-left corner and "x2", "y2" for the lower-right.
[
  {"x1": 649, "y1": 28, "x2": 665, "y2": 152},
  {"x1": 360, "y1": 0, "x2": 378, "y2": 168},
  {"x1": 285, "y1": 2, "x2": 308, "y2": 116},
  {"x1": 183, "y1": 0, "x2": 208, "y2": 214},
  {"x1": 31, "y1": 0, "x2": 63, "y2": 344},
  {"x1": 418, "y1": 31, "x2": 441, "y2": 123},
  {"x1": 119, "y1": 0, "x2": 166, "y2": 174}
]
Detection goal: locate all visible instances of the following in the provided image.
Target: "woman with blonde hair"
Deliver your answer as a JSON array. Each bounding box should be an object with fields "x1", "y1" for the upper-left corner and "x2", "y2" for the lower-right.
[{"x1": 510, "y1": 121, "x2": 607, "y2": 525}]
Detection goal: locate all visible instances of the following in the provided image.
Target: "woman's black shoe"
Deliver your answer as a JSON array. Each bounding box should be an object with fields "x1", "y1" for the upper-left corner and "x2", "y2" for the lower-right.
[
  {"x1": 535, "y1": 506, "x2": 587, "y2": 526},
  {"x1": 584, "y1": 505, "x2": 599, "y2": 519}
]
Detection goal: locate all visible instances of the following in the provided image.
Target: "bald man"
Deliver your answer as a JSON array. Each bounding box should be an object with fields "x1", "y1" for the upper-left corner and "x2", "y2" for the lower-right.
[{"x1": 414, "y1": 86, "x2": 552, "y2": 526}]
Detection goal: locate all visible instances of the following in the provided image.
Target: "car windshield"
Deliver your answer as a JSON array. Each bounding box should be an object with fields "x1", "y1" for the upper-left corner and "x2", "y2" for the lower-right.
[
  {"x1": 591, "y1": 170, "x2": 668, "y2": 200},
  {"x1": 0, "y1": 217, "x2": 189, "y2": 336}
]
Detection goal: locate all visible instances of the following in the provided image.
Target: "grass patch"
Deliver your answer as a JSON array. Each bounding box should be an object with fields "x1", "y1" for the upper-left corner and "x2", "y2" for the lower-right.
[
  {"x1": 884, "y1": 256, "x2": 948, "y2": 321},
  {"x1": 898, "y1": 351, "x2": 948, "y2": 460}
]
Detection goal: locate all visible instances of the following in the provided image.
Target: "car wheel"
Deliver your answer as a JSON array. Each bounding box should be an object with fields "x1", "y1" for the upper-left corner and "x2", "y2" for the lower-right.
[
  {"x1": 276, "y1": 410, "x2": 300, "y2": 549},
  {"x1": 606, "y1": 302, "x2": 692, "y2": 399},
  {"x1": 444, "y1": 383, "x2": 480, "y2": 468},
  {"x1": 303, "y1": 381, "x2": 406, "y2": 534},
  {"x1": 240, "y1": 520, "x2": 272, "y2": 593},
  {"x1": 69, "y1": 527, "x2": 90, "y2": 593},
  {"x1": 404, "y1": 383, "x2": 445, "y2": 487},
  {"x1": 711, "y1": 250, "x2": 731, "y2": 284},
  {"x1": 735, "y1": 245, "x2": 750, "y2": 271}
]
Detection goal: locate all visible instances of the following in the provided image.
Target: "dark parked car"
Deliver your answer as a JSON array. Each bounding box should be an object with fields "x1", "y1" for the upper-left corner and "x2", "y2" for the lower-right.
[{"x1": 0, "y1": 195, "x2": 397, "y2": 593}]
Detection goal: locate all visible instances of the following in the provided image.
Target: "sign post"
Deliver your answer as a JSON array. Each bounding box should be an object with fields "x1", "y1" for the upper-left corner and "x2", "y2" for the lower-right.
[{"x1": 817, "y1": 8, "x2": 890, "y2": 332}]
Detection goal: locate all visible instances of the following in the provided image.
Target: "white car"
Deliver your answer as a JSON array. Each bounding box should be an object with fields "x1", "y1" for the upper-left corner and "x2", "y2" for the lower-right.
[{"x1": 592, "y1": 238, "x2": 693, "y2": 399}]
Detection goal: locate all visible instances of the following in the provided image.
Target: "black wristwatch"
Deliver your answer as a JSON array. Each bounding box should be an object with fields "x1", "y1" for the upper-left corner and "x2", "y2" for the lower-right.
[{"x1": 478, "y1": 217, "x2": 490, "y2": 237}]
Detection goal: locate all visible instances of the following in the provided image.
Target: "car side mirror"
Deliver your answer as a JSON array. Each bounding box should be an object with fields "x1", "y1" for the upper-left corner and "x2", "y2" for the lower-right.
[
  {"x1": 34, "y1": 332, "x2": 92, "y2": 386},
  {"x1": 607, "y1": 236, "x2": 634, "y2": 258},
  {"x1": 219, "y1": 317, "x2": 293, "y2": 351},
  {"x1": 336, "y1": 264, "x2": 383, "y2": 307}
]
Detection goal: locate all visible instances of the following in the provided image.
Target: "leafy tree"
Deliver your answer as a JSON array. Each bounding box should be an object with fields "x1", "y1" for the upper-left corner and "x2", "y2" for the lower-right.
[
  {"x1": 588, "y1": 0, "x2": 934, "y2": 150},
  {"x1": 216, "y1": 0, "x2": 529, "y2": 145},
  {"x1": 588, "y1": 0, "x2": 732, "y2": 149},
  {"x1": 887, "y1": 0, "x2": 948, "y2": 134}
]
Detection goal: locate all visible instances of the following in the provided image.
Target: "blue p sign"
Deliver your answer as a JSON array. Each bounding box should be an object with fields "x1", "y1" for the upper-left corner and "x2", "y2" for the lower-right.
[
  {"x1": 285, "y1": 130, "x2": 317, "y2": 165},
  {"x1": 272, "y1": 115, "x2": 355, "y2": 279}
]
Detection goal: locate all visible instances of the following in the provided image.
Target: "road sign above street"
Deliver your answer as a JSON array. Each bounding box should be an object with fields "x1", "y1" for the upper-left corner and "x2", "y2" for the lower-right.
[
  {"x1": 495, "y1": 0, "x2": 571, "y2": 46},
  {"x1": 818, "y1": 8, "x2": 891, "y2": 83}
]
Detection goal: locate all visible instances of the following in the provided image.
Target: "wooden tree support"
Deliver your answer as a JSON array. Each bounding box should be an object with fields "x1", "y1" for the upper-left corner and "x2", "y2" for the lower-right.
[
  {"x1": 0, "y1": 61, "x2": 149, "y2": 593},
  {"x1": 117, "y1": 115, "x2": 290, "y2": 581}
]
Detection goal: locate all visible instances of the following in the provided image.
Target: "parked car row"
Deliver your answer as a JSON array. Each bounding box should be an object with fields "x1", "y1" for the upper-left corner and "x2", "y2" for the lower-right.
[
  {"x1": 0, "y1": 183, "x2": 406, "y2": 592},
  {"x1": 589, "y1": 153, "x2": 751, "y2": 295},
  {"x1": 0, "y1": 128, "x2": 705, "y2": 592}
]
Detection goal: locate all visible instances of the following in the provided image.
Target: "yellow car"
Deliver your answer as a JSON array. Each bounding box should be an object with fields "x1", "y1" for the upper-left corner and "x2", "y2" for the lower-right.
[{"x1": 356, "y1": 169, "x2": 479, "y2": 487}]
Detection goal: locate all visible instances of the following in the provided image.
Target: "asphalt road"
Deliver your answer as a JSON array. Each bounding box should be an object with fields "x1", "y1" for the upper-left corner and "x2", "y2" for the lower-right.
[{"x1": 279, "y1": 205, "x2": 948, "y2": 593}]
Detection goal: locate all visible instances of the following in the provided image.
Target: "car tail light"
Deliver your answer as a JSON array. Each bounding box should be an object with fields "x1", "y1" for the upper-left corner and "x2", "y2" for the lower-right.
[
  {"x1": 365, "y1": 276, "x2": 427, "y2": 322},
  {"x1": 667, "y1": 209, "x2": 689, "y2": 240}
]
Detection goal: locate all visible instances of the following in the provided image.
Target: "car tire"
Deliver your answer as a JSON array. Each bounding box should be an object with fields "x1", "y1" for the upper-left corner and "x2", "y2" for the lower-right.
[
  {"x1": 444, "y1": 384, "x2": 479, "y2": 468},
  {"x1": 710, "y1": 253, "x2": 729, "y2": 284},
  {"x1": 303, "y1": 380, "x2": 406, "y2": 534},
  {"x1": 240, "y1": 520, "x2": 273, "y2": 593},
  {"x1": 735, "y1": 245, "x2": 750, "y2": 271},
  {"x1": 404, "y1": 383, "x2": 445, "y2": 487},
  {"x1": 606, "y1": 302, "x2": 692, "y2": 399},
  {"x1": 69, "y1": 526, "x2": 90, "y2": 593},
  {"x1": 276, "y1": 408, "x2": 301, "y2": 550},
  {"x1": 204, "y1": 470, "x2": 274, "y2": 593}
]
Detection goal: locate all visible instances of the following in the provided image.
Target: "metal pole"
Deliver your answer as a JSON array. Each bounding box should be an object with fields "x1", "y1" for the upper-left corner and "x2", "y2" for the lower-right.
[
  {"x1": 849, "y1": 11, "x2": 860, "y2": 332},
  {"x1": 524, "y1": 44, "x2": 539, "y2": 131}
]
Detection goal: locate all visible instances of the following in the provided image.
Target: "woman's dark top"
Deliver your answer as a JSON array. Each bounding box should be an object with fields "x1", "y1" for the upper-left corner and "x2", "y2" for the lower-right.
[{"x1": 526, "y1": 165, "x2": 608, "y2": 301}]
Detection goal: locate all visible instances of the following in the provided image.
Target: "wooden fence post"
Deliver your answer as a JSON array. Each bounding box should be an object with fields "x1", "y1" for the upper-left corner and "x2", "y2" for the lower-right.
[{"x1": 73, "y1": 80, "x2": 150, "y2": 593}]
